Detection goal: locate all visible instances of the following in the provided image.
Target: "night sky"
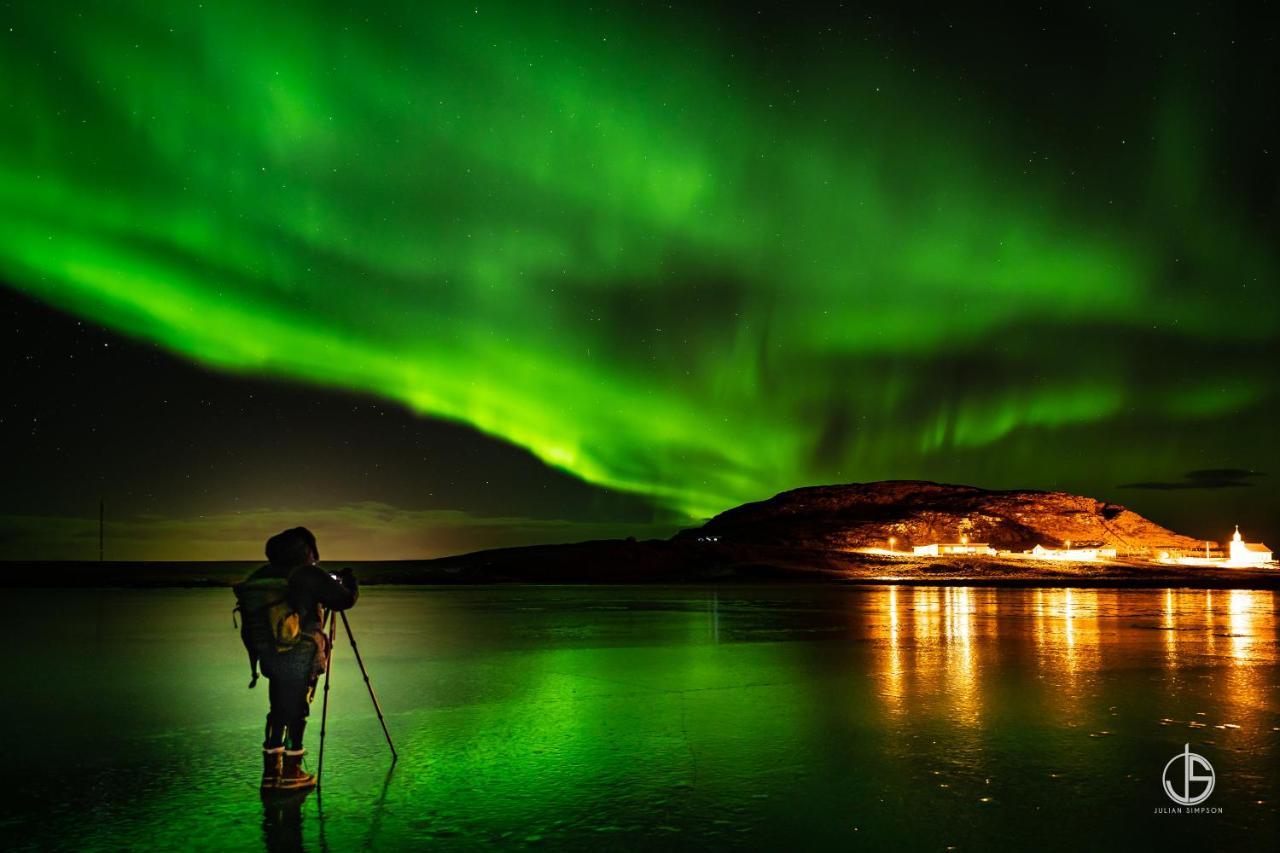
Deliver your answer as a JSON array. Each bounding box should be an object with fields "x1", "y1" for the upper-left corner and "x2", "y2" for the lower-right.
[{"x1": 2, "y1": 1, "x2": 1277, "y2": 560}]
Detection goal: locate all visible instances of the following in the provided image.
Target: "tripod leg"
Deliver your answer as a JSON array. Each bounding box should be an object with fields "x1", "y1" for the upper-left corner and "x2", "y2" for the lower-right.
[
  {"x1": 316, "y1": 610, "x2": 338, "y2": 790},
  {"x1": 340, "y1": 611, "x2": 398, "y2": 761}
]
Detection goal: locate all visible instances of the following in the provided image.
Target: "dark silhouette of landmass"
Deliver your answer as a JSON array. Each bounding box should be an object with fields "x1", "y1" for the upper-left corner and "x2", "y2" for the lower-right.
[{"x1": 2, "y1": 482, "x2": 1275, "y2": 589}]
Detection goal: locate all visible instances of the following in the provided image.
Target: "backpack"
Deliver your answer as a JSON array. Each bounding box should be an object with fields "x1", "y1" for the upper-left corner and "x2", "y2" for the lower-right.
[{"x1": 232, "y1": 575, "x2": 303, "y2": 688}]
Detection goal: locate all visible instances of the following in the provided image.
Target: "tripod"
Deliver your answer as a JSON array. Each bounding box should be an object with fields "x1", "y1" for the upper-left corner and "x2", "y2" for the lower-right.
[{"x1": 316, "y1": 610, "x2": 398, "y2": 790}]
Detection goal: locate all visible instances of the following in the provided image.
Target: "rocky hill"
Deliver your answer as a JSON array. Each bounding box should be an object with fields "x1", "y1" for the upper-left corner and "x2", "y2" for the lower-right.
[{"x1": 674, "y1": 480, "x2": 1202, "y2": 554}]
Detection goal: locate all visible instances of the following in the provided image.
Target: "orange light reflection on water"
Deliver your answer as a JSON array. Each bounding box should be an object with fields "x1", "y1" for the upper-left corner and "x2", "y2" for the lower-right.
[{"x1": 869, "y1": 586, "x2": 1277, "y2": 729}]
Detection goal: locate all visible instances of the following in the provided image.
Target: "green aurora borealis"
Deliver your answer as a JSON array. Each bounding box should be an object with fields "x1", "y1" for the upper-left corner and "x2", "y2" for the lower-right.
[{"x1": 2, "y1": 2, "x2": 1277, "y2": 542}]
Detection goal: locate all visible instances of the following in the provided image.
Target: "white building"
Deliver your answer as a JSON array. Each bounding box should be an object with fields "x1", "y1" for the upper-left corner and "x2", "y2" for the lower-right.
[
  {"x1": 1228, "y1": 526, "x2": 1272, "y2": 567},
  {"x1": 1029, "y1": 544, "x2": 1118, "y2": 562},
  {"x1": 913, "y1": 542, "x2": 996, "y2": 557}
]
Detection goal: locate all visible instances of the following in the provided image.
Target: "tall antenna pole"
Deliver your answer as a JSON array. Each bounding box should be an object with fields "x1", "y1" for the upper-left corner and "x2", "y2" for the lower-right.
[{"x1": 99, "y1": 498, "x2": 104, "y2": 562}]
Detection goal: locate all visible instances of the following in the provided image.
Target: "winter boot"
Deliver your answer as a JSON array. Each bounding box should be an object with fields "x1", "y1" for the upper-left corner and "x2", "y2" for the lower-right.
[
  {"x1": 261, "y1": 747, "x2": 284, "y2": 790},
  {"x1": 278, "y1": 748, "x2": 317, "y2": 790}
]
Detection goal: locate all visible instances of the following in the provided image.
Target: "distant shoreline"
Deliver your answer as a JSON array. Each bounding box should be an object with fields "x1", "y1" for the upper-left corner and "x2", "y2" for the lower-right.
[
  {"x1": 10, "y1": 481, "x2": 1274, "y2": 591},
  {"x1": 3, "y1": 549, "x2": 1277, "y2": 591},
  {"x1": 4, "y1": 579, "x2": 1279, "y2": 591}
]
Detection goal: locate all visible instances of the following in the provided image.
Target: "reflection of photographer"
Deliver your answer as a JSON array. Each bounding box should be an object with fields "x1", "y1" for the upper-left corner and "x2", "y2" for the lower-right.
[
  {"x1": 234, "y1": 527, "x2": 359, "y2": 791},
  {"x1": 260, "y1": 787, "x2": 310, "y2": 852}
]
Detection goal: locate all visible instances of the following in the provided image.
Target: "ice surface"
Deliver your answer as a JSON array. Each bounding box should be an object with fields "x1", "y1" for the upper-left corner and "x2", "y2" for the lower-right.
[{"x1": 1, "y1": 586, "x2": 1277, "y2": 850}]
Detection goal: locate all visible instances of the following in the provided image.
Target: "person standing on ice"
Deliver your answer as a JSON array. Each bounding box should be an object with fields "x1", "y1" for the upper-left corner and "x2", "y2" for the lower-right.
[{"x1": 234, "y1": 527, "x2": 358, "y2": 791}]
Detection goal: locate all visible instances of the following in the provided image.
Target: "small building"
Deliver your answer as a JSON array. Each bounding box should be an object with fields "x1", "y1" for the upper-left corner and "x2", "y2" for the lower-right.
[
  {"x1": 1228, "y1": 526, "x2": 1272, "y2": 567},
  {"x1": 913, "y1": 542, "x2": 996, "y2": 557},
  {"x1": 1029, "y1": 544, "x2": 1118, "y2": 562}
]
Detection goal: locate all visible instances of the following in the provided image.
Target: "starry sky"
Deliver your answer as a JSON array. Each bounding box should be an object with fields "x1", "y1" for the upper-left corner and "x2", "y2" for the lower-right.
[{"x1": 1, "y1": 1, "x2": 1276, "y2": 560}]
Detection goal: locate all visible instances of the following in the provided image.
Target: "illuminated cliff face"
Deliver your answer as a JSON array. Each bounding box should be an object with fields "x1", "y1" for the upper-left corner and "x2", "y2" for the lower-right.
[
  {"x1": 1, "y1": 2, "x2": 1276, "y2": 522},
  {"x1": 684, "y1": 481, "x2": 1202, "y2": 554}
]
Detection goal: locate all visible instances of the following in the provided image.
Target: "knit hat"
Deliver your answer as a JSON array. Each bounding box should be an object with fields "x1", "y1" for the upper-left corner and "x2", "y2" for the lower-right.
[{"x1": 265, "y1": 527, "x2": 319, "y2": 567}]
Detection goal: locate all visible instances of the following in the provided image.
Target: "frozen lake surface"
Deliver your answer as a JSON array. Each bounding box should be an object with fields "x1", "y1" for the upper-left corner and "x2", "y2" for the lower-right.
[{"x1": 2, "y1": 585, "x2": 1277, "y2": 850}]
